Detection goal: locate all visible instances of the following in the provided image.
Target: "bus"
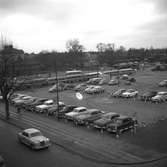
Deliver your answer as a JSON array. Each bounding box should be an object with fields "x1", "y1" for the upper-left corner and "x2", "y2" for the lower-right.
[{"x1": 65, "y1": 70, "x2": 83, "y2": 76}]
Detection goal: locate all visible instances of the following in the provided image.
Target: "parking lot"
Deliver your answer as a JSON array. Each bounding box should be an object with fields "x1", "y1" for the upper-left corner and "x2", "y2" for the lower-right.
[
  {"x1": 2, "y1": 67, "x2": 162, "y2": 159},
  {"x1": 18, "y1": 68, "x2": 167, "y2": 126}
]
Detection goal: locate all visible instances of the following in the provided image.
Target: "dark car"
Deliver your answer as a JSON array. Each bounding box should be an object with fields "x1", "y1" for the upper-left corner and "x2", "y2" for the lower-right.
[
  {"x1": 74, "y1": 109, "x2": 104, "y2": 125},
  {"x1": 93, "y1": 112, "x2": 120, "y2": 132},
  {"x1": 106, "y1": 115, "x2": 137, "y2": 136},
  {"x1": 63, "y1": 84, "x2": 76, "y2": 90},
  {"x1": 140, "y1": 91, "x2": 157, "y2": 101},
  {"x1": 57, "y1": 105, "x2": 78, "y2": 118},
  {"x1": 47, "y1": 102, "x2": 65, "y2": 116},
  {"x1": 127, "y1": 77, "x2": 136, "y2": 82}
]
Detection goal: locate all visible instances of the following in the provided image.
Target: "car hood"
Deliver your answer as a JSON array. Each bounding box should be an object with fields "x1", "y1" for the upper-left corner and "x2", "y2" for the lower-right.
[
  {"x1": 66, "y1": 112, "x2": 78, "y2": 116},
  {"x1": 94, "y1": 118, "x2": 110, "y2": 126},
  {"x1": 76, "y1": 114, "x2": 90, "y2": 120},
  {"x1": 36, "y1": 105, "x2": 48, "y2": 109},
  {"x1": 107, "y1": 123, "x2": 118, "y2": 128},
  {"x1": 122, "y1": 92, "x2": 131, "y2": 95},
  {"x1": 152, "y1": 95, "x2": 161, "y2": 99},
  {"x1": 30, "y1": 136, "x2": 48, "y2": 142}
]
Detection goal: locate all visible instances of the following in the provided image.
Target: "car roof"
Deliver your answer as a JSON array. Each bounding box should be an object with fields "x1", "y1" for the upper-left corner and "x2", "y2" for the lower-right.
[
  {"x1": 104, "y1": 112, "x2": 118, "y2": 116},
  {"x1": 74, "y1": 107, "x2": 86, "y2": 110},
  {"x1": 23, "y1": 128, "x2": 40, "y2": 134},
  {"x1": 117, "y1": 115, "x2": 131, "y2": 120},
  {"x1": 87, "y1": 108, "x2": 100, "y2": 112},
  {"x1": 158, "y1": 91, "x2": 167, "y2": 95}
]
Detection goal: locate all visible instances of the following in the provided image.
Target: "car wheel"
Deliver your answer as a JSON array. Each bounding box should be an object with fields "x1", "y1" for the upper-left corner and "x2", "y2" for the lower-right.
[
  {"x1": 100, "y1": 129, "x2": 104, "y2": 133},
  {"x1": 30, "y1": 143, "x2": 35, "y2": 149},
  {"x1": 18, "y1": 138, "x2": 23, "y2": 143}
]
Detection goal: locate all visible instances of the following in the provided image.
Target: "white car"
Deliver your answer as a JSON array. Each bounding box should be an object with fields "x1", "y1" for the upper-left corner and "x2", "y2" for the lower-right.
[
  {"x1": 121, "y1": 89, "x2": 138, "y2": 98},
  {"x1": 65, "y1": 107, "x2": 87, "y2": 120},
  {"x1": 35, "y1": 104, "x2": 55, "y2": 113},
  {"x1": 44, "y1": 99, "x2": 54, "y2": 105},
  {"x1": 151, "y1": 92, "x2": 167, "y2": 102},
  {"x1": 18, "y1": 128, "x2": 51, "y2": 149},
  {"x1": 85, "y1": 85, "x2": 104, "y2": 94},
  {"x1": 158, "y1": 80, "x2": 167, "y2": 87}
]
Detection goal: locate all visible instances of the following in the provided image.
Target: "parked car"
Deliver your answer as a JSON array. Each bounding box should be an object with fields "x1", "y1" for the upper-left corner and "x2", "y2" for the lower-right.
[
  {"x1": 73, "y1": 109, "x2": 104, "y2": 125},
  {"x1": 18, "y1": 128, "x2": 51, "y2": 149},
  {"x1": 26, "y1": 98, "x2": 49, "y2": 111},
  {"x1": 19, "y1": 99, "x2": 37, "y2": 110},
  {"x1": 121, "y1": 74, "x2": 129, "y2": 80},
  {"x1": 84, "y1": 85, "x2": 96, "y2": 94},
  {"x1": 99, "y1": 79, "x2": 108, "y2": 85},
  {"x1": 65, "y1": 107, "x2": 87, "y2": 120},
  {"x1": 11, "y1": 95, "x2": 32, "y2": 105},
  {"x1": 121, "y1": 89, "x2": 138, "y2": 98},
  {"x1": 140, "y1": 91, "x2": 157, "y2": 101},
  {"x1": 14, "y1": 96, "x2": 35, "y2": 107},
  {"x1": 159, "y1": 80, "x2": 167, "y2": 87},
  {"x1": 47, "y1": 102, "x2": 65, "y2": 116},
  {"x1": 112, "y1": 89, "x2": 126, "y2": 97},
  {"x1": 57, "y1": 105, "x2": 78, "y2": 118},
  {"x1": 48, "y1": 83, "x2": 65, "y2": 93},
  {"x1": 151, "y1": 92, "x2": 167, "y2": 103},
  {"x1": 86, "y1": 78, "x2": 102, "y2": 85},
  {"x1": 108, "y1": 79, "x2": 119, "y2": 85},
  {"x1": 85, "y1": 86, "x2": 104, "y2": 94},
  {"x1": 74, "y1": 83, "x2": 88, "y2": 91},
  {"x1": 127, "y1": 77, "x2": 136, "y2": 82},
  {"x1": 0, "y1": 156, "x2": 5, "y2": 167},
  {"x1": 93, "y1": 112, "x2": 120, "y2": 132},
  {"x1": 106, "y1": 115, "x2": 137, "y2": 135},
  {"x1": 124, "y1": 80, "x2": 132, "y2": 85},
  {"x1": 35, "y1": 104, "x2": 56, "y2": 113},
  {"x1": 63, "y1": 84, "x2": 76, "y2": 90}
]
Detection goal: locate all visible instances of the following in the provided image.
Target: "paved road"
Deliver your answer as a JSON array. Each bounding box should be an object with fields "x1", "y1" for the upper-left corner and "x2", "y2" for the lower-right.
[
  {"x1": 0, "y1": 108, "x2": 167, "y2": 167},
  {"x1": 0, "y1": 119, "x2": 109, "y2": 167}
]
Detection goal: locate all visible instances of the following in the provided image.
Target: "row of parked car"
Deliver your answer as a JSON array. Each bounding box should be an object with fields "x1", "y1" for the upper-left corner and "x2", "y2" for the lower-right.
[
  {"x1": 112, "y1": 88, "x2": 167, "y2": 102},
  {"x1": 86, "y1": 75, "x2": 136, "y2": 86},
  {"x1": 159, "y1": 80, "x2": 167, "y2": 87},
  {"x1": 48, "y1": 74, "x2": 136, "y2": 93},
  {"x1": 10, "y1": 93, "x2": 137, "y2": 137}
]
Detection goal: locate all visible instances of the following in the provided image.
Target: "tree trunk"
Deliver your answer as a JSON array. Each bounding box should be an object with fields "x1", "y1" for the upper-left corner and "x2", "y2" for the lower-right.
[{"x1": 5, "y1": 98, "x2": 10, "y2": 119}]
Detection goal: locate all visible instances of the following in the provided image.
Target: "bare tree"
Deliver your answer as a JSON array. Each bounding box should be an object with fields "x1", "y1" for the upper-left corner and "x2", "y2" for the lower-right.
[
  {"x1": 96, "y1": 43, "x2": 115, "y2": 52},
  {"x1": 66, "y1": 39, "x2": 84, "y2": 52},
  {"x1": 0, "y1": 43, "x2": 22, "y2": 119}
]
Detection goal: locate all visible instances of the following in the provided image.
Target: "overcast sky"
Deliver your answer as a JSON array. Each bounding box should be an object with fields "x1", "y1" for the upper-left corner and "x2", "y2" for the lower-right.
[{"x1": 0, "y1": 0, "x2": 167, "y2": 53}]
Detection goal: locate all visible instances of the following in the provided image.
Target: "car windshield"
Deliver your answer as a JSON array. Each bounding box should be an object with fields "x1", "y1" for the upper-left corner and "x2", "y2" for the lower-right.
[
  {"x1": 115, "y1": 119, "x2": 122, "y2": 124},
  {"x1": 30, "y1": 131, "x2": 42, "y2": 137},
  {"x1": 128, "y1": 89, "x2": 134, "y2": 92}
]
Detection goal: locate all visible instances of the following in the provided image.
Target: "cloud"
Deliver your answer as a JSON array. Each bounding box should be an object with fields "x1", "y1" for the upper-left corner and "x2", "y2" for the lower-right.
[
  {"x1": 0, "y1": 0, "x2": 79, "y2": 24},
  {"x1": 143, "y1": 0, "x2": 167, "y2": 14},
  {"x1": 154, "y1": 0, "x2": 167, "y2": 14}
]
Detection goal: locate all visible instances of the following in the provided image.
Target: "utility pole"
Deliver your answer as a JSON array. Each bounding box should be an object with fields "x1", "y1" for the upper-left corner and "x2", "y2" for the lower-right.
[
  {"x1": 55, "y1": 59, "x2": 59, "y2": 119},
  {"x1": 117, "y1": 67, "x2": 120, "y2": 87}
]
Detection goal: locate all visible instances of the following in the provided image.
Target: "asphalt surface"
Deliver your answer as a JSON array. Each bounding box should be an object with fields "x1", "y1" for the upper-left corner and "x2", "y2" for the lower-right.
[
  {"x1": 0, "y1": 119, "x2": 110, "y2": 167},
  {"x1": 1, "y1": 109, "x2": 167, "y2": 167}
]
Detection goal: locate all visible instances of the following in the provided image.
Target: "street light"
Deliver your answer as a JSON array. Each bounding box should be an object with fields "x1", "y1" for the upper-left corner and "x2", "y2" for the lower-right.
[{"x1": 55, "y1": 59, "x2": 59, "y2": 119}]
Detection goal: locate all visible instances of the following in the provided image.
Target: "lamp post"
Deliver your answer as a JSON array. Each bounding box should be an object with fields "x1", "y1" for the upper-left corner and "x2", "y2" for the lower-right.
[
  {"x1": 117, "y1": 67, "x2": 120, "y2": 87},
  {"x1": 55, "y1": 59, "x2": 59, "y2": 119}
]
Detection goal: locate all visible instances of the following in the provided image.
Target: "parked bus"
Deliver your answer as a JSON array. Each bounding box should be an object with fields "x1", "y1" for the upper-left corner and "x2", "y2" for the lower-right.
[{"x1": 65, "y1": 70, "x2": 83, "y2": 76}]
